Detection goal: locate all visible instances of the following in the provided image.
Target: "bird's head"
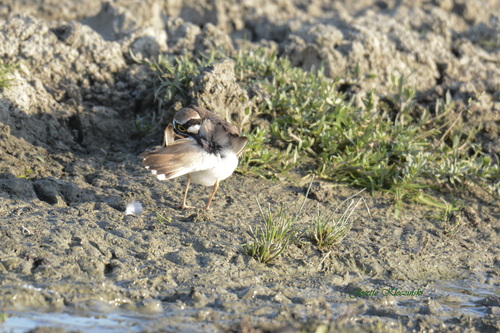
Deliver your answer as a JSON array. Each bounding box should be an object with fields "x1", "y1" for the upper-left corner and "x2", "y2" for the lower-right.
[{"x1": 172, "y1": 108, "x2": 202, "y2": 138}]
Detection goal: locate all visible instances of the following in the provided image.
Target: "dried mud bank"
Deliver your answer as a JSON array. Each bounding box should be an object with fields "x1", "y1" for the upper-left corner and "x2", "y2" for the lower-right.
[{"x1": 1, "y1": 0, "x2": 500, "y2": 332}]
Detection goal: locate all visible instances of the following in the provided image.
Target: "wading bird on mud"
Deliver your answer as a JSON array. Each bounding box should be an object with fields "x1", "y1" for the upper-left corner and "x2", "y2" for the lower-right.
[{"x1": 141, "y1": 105, "x2": 248, "y2": 210}]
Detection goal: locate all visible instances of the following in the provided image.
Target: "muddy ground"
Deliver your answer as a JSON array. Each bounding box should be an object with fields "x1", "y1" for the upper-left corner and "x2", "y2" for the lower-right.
[{"x1": 1, "y1": 0, "x2": 500, "y2": 332}]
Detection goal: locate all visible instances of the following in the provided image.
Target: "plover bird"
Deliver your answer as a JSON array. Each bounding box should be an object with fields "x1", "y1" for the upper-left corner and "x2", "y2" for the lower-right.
[{"x1": 141, "y1": 105, "x2": 248, "y2": 210}]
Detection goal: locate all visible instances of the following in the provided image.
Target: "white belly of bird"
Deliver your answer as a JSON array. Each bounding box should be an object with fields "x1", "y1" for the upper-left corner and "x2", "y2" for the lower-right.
[{"x1": 189, "y1": 148, "x2": 239, "y2": 186}]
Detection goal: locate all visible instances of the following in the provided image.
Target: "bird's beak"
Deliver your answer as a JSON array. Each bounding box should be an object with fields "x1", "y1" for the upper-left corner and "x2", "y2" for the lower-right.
[
  {"x1": 175, "y1": 129, "x2": 203, "y2": 147},
  {"x1": 191, "y1": 133, "x2": 204, "y2": 147}
]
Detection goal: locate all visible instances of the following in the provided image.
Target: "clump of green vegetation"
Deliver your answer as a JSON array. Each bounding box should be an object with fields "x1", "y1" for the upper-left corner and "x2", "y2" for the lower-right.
[
  {"x1": 244, "y1": 176, "x2": 314, "y2": 263},
  {"x1": 309, "y1": 190, "x2": 364, "y2": 251},
  {"x1": 142, "y1": 46, "x2": 500, "y2": 217},
  {"x1": 0, "y1": 60, "x2": 18, "y2": 89},
  {"x1": 238, "y1": 126, "x2": 301, "y2": 180},
  {"x1": 17, "y1": 168, "x2": 32, "y2": 179}
]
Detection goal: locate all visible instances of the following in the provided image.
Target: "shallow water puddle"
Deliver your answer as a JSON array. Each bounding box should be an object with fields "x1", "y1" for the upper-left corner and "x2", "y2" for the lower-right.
[
  {"x1": 432, "y1": 279, "x2": 500, "y2": 316},
  {"x1": 3, "y1": 308, "x2": 219, "y2": 333},
  {"x1": 3, "y1": 312, "x2": 142, "y2": 333},
  {"x1": 434, "y1": 279, "x2": 500, "y2": 298}
]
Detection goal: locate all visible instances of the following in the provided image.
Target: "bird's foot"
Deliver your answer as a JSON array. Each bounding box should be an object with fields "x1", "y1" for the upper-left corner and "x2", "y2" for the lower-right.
[{"x1": 178, "y1": 203, "x2": 195, "y2": 209}]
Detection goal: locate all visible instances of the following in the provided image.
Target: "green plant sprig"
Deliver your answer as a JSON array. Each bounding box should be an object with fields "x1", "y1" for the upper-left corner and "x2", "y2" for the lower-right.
[{"x1": 0, "y1": 60, "x2": 19, "y2": 90}]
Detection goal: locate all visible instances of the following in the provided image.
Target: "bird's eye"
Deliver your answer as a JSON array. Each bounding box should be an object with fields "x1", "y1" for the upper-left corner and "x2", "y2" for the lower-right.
[{"x1": 178, "y1": 125, "x2": 187, "y2": 132}]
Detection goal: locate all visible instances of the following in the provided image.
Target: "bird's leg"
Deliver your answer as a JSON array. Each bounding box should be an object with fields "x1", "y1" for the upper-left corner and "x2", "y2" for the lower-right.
[
  {"x1": 205, "y1": 179, "x2": 219, "y2": 210},
  {"x1": 178, "y1": 174, "x2": 194, "y2": 209}
]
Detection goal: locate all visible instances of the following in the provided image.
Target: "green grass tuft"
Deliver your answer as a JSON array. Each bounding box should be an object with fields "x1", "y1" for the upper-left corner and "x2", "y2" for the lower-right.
[
  {"x1": 309, "y1": 189, "x2": 364, "y2": 250},
  {"x1": 244, "y1": 176, "x2": 314, "y2": 263}
]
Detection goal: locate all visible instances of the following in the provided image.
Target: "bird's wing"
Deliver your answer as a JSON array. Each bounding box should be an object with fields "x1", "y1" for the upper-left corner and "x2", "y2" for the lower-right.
[
  {"x1": 198, "y1": 118, "x2": 248, "y2": 157},
  {"x1": 141, "y1": 138, "x2": 220, "y2": 180},
  {"x1": 163, "y1": 123, "x2": 175, "y2": 147},
  {"x1": 188, "y1": 104, "x2": 240, "y2": 136},
  {"x1": 217, "y1": 119, "x2": 240, "y2": 136},
  {"x1": 231, "y1": 136, "x2": 249, "y2": 157}
]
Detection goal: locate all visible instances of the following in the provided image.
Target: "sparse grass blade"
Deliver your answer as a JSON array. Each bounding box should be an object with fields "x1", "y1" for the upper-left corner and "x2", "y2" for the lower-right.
[{"x1": 156, "y1": 212, "x2": 172, "y2": 225}]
